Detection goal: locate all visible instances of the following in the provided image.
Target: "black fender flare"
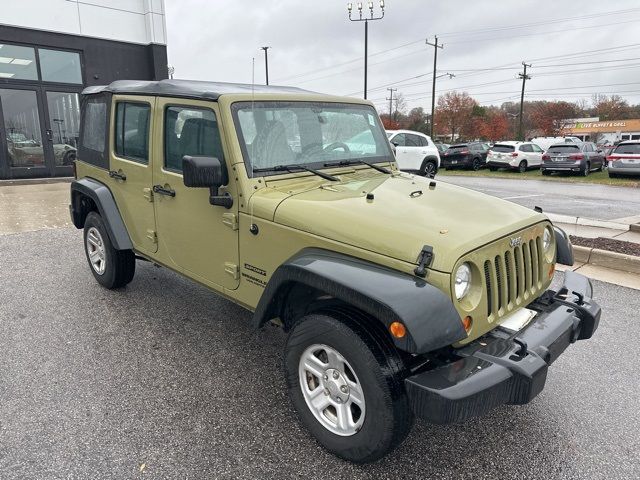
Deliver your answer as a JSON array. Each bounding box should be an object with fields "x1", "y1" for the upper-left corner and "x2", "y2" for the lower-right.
[
  {"x1": 70, "y1": 177, "x2": 133, "y2": 251},
  {"x1": 554, "y1": 226, "x2": 574, "y2": 266},
  {"x1": 252, "y1": 248, "x2": 467, "y2": 354}
]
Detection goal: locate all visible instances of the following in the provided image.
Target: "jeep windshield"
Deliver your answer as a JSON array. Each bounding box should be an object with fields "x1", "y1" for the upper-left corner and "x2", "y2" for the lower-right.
[{"x1": 231, "y1": 101, "x2": 394, "y2": 177}]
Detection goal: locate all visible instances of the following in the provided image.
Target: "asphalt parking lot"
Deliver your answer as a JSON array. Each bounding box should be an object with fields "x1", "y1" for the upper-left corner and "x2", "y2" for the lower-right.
[
  {"x1": 437, "y1": 174, "x2": 640, "y2": 222},
  {"x1": 1, "y1": 227, "x2": 638, "y2": 479}
]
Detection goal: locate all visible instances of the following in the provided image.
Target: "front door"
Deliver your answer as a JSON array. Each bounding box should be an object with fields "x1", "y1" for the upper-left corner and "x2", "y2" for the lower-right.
[
  {"x1": 152, "y1": 98, "x2": 240, "y2": 291},
  {"x1": 0, "y1": 87, "x2": 49, "y2": 179},
  {"x1": 107, "y1": 95, "x2": 158, "y2": 255},
  {"x1": 0, "y1": 86, "x2": 81, "y2": 179}
]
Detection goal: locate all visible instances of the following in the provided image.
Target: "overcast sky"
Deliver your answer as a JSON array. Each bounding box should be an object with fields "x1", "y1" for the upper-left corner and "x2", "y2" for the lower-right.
[{"x1": 165, "y1": 0, "x2": 640, "y2": 114}]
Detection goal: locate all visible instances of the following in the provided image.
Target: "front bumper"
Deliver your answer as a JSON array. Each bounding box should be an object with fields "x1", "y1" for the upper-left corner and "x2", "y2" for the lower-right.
[{"x1": 405, "y1": 270, "x2": 600, "y2": 424}]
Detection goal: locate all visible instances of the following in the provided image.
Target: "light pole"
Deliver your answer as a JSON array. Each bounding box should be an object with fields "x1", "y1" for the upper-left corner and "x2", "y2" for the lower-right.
[
  {"x1": 348, "y1": 1, "x2": 385, "y2": 100},
  {"x1": 426, "y1": 36, "x2": 444, "y2": 138},
  {"x1": 261, "y1": 46, "x2": 271, "y2": 85}
]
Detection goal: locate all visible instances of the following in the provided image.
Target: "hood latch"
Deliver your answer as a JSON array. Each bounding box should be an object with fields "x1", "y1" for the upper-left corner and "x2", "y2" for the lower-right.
[{"x1": 414, "y1": 245, "x2": 434, "y2": 278}]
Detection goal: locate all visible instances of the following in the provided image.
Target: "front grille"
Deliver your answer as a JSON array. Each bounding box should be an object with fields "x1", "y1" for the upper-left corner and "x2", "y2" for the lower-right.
[{"x1": 483, "y1": 235, "x2": 545, "y2": 320}]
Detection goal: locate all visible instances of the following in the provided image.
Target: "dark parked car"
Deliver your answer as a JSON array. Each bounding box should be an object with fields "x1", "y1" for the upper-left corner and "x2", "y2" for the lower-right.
[
  {"x1": 541, "y1": 142, "x2": 605, "y2": 176},
  {"x1": 441, "y1": 142, "x2": 489, "y2": 170}
]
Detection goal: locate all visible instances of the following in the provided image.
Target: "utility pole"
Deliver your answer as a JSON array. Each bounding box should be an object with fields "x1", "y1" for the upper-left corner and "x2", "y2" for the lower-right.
[
  {"x1": 386, "y1": 87, "x2": 397, "y2": 118},
  {"x1": 518, "y1": 62, "x2": 531, "y2": 141},
  {"x1": 348, "y1": 2, "x2": 386, "y2": 99},
  {"x1": 426, "y1": 36, "x2": 443, "y2": 138},
  {"x1": 261, "y1": 46, "x2": 271, "y2": 85}
]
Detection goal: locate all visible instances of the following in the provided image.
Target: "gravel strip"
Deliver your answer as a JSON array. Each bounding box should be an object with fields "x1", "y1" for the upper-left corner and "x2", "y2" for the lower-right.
[{"x1": 570, "y1": 235, "x2": 640, "y2": 257}]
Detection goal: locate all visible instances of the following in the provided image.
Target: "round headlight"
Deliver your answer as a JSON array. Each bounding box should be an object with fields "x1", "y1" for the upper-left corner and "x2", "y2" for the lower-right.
[
  {"x1": 543, "y1": 227, "x2": 553, "y2": 252},
  {"x1": 455, "y1": 263, "x2": 472, "y2": 300}
]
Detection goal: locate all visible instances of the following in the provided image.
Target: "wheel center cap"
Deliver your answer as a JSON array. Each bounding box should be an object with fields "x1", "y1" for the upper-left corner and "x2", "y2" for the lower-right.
[{"x1": 324, "y1": 368, "x2": 349, "y2": 402}]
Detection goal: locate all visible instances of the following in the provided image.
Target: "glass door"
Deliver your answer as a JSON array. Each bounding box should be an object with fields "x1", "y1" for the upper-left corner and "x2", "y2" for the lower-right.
[
  {"x1": 44, "y1": 90, "x2": 81, "y2": 176},
  {"x1": 0, "y1": 87, "x2": 49, "y2": 178}
]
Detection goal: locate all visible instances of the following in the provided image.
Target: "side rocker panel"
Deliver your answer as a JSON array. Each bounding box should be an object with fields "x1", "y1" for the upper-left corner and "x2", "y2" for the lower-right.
[
  {"x1": 253, "y1": 248, "x2": 467, "y2": 354},
  {"x1": 70, "y1": 177, "x2": 133, "y2": 251}
]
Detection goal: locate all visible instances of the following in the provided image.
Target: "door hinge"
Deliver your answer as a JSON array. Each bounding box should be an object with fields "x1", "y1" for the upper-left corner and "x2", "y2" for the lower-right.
[
  {"x1": 224, "y1": 262, "x2": 239, "y2": 280},
  {"x1": 222, "y1": 213, "x2": 238, "y2": 231},
  {"x1": 146, "y1": 229, "x2": 157, "y2": 244},
  {"x1": 143, "y1": 187, "x2": 154, "y2": 202}
]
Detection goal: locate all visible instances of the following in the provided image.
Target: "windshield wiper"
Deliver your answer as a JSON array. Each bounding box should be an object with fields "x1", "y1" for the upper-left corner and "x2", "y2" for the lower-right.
[
  {"x1": 323, "y1": 159, "x2": 391, "y2": 174},
  {"x1": 253, "y1": 164, "x2": 338, "y2": 181}
]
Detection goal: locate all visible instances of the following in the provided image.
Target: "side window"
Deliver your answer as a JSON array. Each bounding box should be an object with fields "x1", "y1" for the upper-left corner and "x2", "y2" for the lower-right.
[
  {"x1": 405, "y1": 134, "x2": 422, "y2": 147},
  {"x1": 164, "y1": 106, "x2": 223, "y2": 172},
  {"x1": 78, "y1": 94, "x2": 110, "y2": 169},
  {"x1": 531, "y1": 144, "x2": 543, "y2": 152},
  {"x1": 114, "y1": 102, "x2": 151, "y2": 164},
  {"x1": 520, "y1": 144, "x2": 533, "y2": 152},
  {"x1": 584, "y1": 143, "x2": 593, "y2": 152},
  {"x1": 391, "y1": 133, "x2": 406, "y2": 146}
]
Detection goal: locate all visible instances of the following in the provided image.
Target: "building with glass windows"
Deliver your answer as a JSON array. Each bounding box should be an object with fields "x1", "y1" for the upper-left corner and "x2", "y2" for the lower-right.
[{"x1": 0, "y1": 0, "x2": 167, "y2": 179}]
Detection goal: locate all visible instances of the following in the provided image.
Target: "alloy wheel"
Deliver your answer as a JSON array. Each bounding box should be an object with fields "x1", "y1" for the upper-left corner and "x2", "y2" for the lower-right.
[
  {"x1": 86, "y1": 227, "x2": 106, "y2": 275},
  {"x1": 298, "y1": 344, "x2": 366, "y2": 436}
]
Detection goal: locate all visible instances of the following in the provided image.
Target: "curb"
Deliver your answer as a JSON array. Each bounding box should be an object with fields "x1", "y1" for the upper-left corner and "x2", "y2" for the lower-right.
[
  {"x1": 573, "y1": 245, "x2": 640, "y2": 275},
  {"x1": 0, "y1": 177, "x2": 73, "y2": 186},
  {"x1": 547, "y1": 213, "x2": 629, "y2": 232}
]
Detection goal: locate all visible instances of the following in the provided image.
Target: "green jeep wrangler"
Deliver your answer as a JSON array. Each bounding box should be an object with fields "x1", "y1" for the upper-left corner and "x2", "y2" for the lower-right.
[{"x1": 70, "y1": 80, "x2": 600, "y2": 463}]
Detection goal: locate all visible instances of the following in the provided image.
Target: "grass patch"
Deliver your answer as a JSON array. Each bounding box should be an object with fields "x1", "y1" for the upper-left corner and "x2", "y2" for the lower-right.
[{"x1": 438, "y1": 167, "x2": 640, "y2": 187}]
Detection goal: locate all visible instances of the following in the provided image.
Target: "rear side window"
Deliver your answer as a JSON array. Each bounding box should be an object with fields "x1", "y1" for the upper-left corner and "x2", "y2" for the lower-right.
[
  {"x1": 164, "y1": 106, "x2": 223, "y2": 172},
  {"x1": 114, "y1": 102, "x2": 151, "y2": 164},
  {"x1": 520, "y1": 144, "x2": 533, "y2": 152},
  {"x1": 390, "y1": 133, "x2": 406, "y2": 146},
  {"x1": 547, "y1": 145, "x2": 580, "y2": 153},
  {"x1": 492, "y1": 144, "x2": 515, "y2": 152},
  {"x1": 78, "y1": 94, "x2": 110, "y2": 169},
  {"x1": 405, "y1": 133, "x2": 422, "y2": 147},
  {"x1": 613, "y1": 143, "x2": 640, "y2": 154}
]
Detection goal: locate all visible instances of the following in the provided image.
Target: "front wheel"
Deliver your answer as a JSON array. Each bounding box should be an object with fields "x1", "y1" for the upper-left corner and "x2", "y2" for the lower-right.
[
  {"x1": 471, "y1": 158, "x2": 482, "y2": 171},
  {"x1": 284, "y1": 312, "x2": 413, "y2": 463},
  {"x1": 420, "y1": 160, "x2": 437, "y2": 178},
  {"x1": 83, "y1": 211, "x2": 135, "y2": 289}
]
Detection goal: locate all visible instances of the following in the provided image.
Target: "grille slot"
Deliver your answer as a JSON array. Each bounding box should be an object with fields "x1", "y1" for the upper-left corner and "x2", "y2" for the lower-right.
[{"x1": 482, "y1": 232, "x2": 545, "y2": 320}]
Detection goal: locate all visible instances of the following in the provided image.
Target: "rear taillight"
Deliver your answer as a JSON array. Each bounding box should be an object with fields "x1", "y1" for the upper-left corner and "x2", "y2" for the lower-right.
[
  {"x1": 542, "y1": 154, "x2": 550, "y2": 160},
  {"x1": 569, "y1": 154, "x2": 584, "y2": 160},
  {"x1": 511, "y1": 152, "x2": 519, "y2": 157},
  {"x1": 460, "y1": 149, "x2": 470, "y2": 155}
]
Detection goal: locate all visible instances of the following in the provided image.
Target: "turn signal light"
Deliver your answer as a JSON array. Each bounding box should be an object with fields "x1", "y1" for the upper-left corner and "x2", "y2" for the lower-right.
[
  {"x1": 389, "y1": 321, "x2": 406, "y2": 339},
  {"x1": 462, "y1": 316, "x2": 473, "y2": 333}
]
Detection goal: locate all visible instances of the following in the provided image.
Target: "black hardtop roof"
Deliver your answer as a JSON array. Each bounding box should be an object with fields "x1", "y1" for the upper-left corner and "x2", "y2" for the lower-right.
[{"x1": 82, "y1": 79, "x2": 316, "y2": 100}]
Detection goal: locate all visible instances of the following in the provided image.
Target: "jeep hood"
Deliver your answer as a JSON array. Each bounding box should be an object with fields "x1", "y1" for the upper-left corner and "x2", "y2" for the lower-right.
[{"x1": 267, "y1": 173, "x2": 546, "y2": 273}]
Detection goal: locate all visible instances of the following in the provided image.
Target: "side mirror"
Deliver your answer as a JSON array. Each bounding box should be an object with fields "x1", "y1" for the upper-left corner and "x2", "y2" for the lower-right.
[
  {"x1": 182, "y1": 155, "x2": 233, "y2": 208},
  {"x1": 391, "y1": 141, "x2": 400, "y2": 147}
]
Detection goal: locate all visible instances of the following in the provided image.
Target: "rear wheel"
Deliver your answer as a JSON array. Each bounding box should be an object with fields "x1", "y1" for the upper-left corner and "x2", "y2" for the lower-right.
[
  {"x1": 518, "y1": 160, "x2": 527, "y2": 173},
  {"x1": 284, "y1": 312, "x2": 412, "y2": 463},
  {"x1": 420, "y1": 159, "x2": 437, "y2": 178},
  {"x1": 542, "y1": 170, "x2": 551, "y2": 176},
  {"x1": 83, "y1": 211, "x2": 135, "y2": 289},
  {"x1": 581, "y1": 161, "x2": 590, "y2": 176},
  {"x1": 489, "y1": 166, "x2": 498, "y2": 171}
]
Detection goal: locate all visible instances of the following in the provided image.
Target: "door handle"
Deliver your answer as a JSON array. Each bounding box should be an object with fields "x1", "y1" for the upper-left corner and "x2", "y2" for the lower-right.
[
  {"x1": 109, "y1": 170, "x2": 127, "y2": 181},
  {"x1": 153, "y1": 185, "x2": 176, "y2": 197}
]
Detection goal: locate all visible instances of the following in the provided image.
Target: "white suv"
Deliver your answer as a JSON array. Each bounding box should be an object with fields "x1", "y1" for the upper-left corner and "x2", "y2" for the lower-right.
[
  {"x1": 386, "y1": 129, "x2": 441, "y2": 177},
  {"x1": 486, "y1": 141, "x2": 544, "y2": 173}
]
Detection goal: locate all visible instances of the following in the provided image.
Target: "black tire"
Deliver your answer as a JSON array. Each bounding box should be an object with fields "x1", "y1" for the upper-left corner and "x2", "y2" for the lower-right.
[
  {"x1": 62, "y1": 151, "x2": 76, "y2": 166},
  {"x1": 608, "y1": 172, "x2": 620, "y2": 178},
  {"x1": 420, "y1": 159, "x2": 437, "y2": 178},
  {"x1": 542, "y1": 169, "x2": 551, "y2": 176},
  {"x1": 284, "y1": 312, "x2": 413, "y2": 463},
  {"x1": 518, "y1": 160, "x2": 527, "y2": 173},
  {"x1": 83, "y1": 211, "x2": 135, "y2": 289},
  {"x1": 471, "y1": 157, "x2": 482, "y2": 171},
  {"x1": 489, "y1": 166, "x2": 498, "y2": 171},
  {"x1": 581, "y1": 161, "x2": 590, "y2": 176}
]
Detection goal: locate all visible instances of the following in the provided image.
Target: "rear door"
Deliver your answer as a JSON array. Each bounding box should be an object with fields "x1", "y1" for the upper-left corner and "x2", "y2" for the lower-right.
[
  {"x1": 107, "y1": 95, "x2": 158, "y2": 255},
  {"x1": 529, "y1": 143, "x2": 544, "y2": 166},
  {"x1": 152, "y1": 97, "x2": 240, "y2": 291}
]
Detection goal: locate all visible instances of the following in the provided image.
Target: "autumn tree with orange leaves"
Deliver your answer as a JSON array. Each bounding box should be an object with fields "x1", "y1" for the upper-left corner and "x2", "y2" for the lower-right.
[{"x1": 435, "y1": 91, "x2": 477, "y2": 141}]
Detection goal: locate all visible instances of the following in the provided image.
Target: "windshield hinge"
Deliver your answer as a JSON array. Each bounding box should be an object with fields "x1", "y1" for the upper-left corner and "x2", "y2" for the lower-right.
[
  {"x1": 414, "y1": 245, "x2": 434, "y2": 278},
  {"x1": 146, "y1": 229, "x2": 157, "y2": 245}
]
